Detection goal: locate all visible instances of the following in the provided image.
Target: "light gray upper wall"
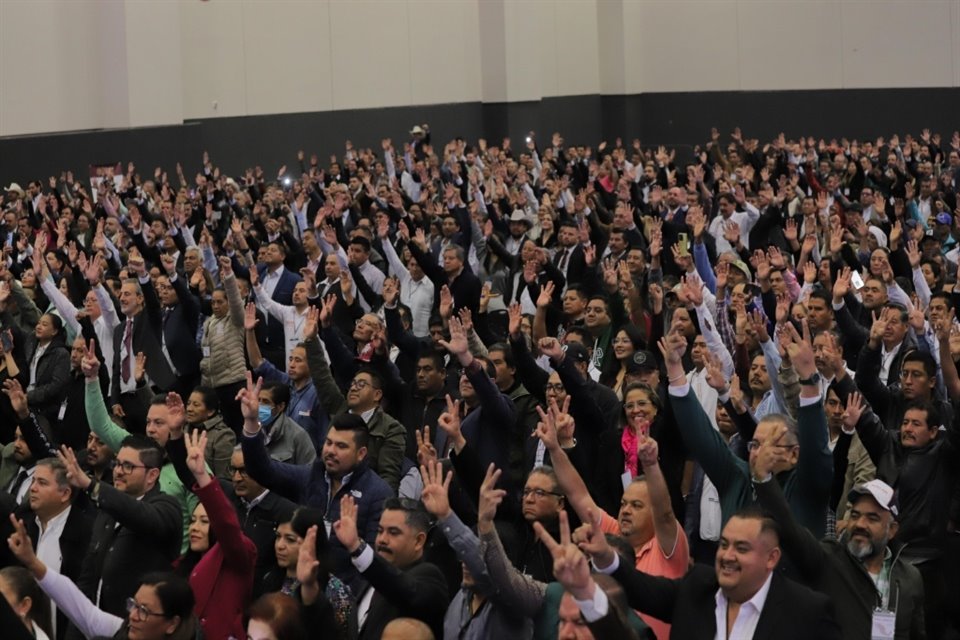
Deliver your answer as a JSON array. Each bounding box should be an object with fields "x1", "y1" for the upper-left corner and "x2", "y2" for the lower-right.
[{"x1": 2, "y1": 0, "x2": 958, "y2": 138}]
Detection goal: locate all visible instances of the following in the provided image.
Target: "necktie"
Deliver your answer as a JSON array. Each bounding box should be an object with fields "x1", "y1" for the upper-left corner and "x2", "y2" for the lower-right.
[
  {"x1": 558, "y1": 248, "x2": 569, "y2": 271},
  {"x1": 9, "y1": 468, "x2": 28, "y2": 501},
  {"x1": 121, "y1": 318, "x2": 133, "y2": 383}
]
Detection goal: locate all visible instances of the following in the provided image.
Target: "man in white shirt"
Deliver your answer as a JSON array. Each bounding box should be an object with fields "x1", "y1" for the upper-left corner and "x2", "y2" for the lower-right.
[
  {"x1": 708, "y1": 191, "x2": 761, "y2": 255},
  {"x1": 378, "y1": 220, "x2": 434, "y2": 337}
]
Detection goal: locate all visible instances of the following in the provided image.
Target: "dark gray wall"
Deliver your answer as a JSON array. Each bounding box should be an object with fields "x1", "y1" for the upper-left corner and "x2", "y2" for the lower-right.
[{"x1": 2, "y1": 88, "x2": 958, "y2": 184}]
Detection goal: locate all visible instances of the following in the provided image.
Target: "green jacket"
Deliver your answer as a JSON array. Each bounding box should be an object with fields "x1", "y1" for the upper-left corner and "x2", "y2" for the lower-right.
[
  {"x1": 305, "y1": 337, "x2": 406, "y2": 490},
  {"x1": 669, "y1": 384, "x2": 833, "y2": 538},
  {"x1": 84, "y1": 379, "x2": 197, "y2": 554}
]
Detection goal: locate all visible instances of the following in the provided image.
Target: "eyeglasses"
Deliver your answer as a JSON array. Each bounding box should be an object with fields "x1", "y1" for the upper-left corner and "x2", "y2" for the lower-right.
[
  {"x1": 899, "y1": 369, "x2": 926, "y2": 380},
  {"x1": 126, "y1": 597, "x2": 164, "y2": 621},
  {"x1": 544, "y1": 383, "x2": 566, "y2": 393},
  {"x1": 229, "y1": 466, "x2": 248, "y2": 478},
  {"x1": 746, "y1": 440, "x2": 798, "y2": 452},
  {"x1": 348, "y1": 379, "x2": 371, "y2": 391},
  {"x1": 522, "y1": 488, "x2": 563, "y2": 500},
  {"x1": 115, "y1": 460, "x2": 152, "y2": 475}
]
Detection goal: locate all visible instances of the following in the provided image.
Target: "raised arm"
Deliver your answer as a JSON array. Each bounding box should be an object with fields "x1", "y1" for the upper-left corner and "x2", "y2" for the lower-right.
[
  {"x1": 533, "y1": 401, "x2": 602, "y2": 521},
  {"x1": 636, "y1": 436, "x2": 680, "y2": 557},
  {"x1": 186, "y1": 429, "x2": 258, "y2": 566},
  {"x1": 80, "y1": 341, "x2": 132, "y2": 452}
]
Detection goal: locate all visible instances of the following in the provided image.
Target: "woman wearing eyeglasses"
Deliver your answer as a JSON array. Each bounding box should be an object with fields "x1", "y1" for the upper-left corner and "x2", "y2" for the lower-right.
[{"x1": 5, "y1": 517, "x2": 198, "y2": 640}]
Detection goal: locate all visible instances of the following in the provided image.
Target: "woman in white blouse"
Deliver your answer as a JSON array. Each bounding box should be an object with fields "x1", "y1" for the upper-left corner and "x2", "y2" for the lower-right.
[{"x1": 6, "y1": 514, "x2": 199, "y2": 640}]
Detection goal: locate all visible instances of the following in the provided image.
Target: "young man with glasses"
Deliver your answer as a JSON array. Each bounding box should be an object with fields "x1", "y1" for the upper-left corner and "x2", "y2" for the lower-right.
[{"x1": 59, "y1": 435, "x2": 182, "y2": 620}]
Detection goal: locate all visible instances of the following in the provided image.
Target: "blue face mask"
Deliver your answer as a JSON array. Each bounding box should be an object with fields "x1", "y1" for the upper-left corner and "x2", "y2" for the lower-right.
[{"x1": 258, "y1": 404, "x2": 276, "y2": 427}]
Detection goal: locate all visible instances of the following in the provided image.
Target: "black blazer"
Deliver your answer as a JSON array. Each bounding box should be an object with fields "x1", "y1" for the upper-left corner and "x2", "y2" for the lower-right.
[
  {"x1": 357, "y1": 556, "x2": 449, "y2": 640},
  {"x1": 612, "y1": 562, "x2": 841, "y2": 640},
  {"x1": 142, "y1": 275, "x2": 202, "y2": 378},
  {"x1": 553, "y1": 243, "x2": 588, "y2": 287},
  {"x1": 15, "y1": 499, "x2": 94, "y2": 640},
  {"x1": 110, "y1": 309, "x2": 177, "y2": 404},
  {"x1": 76, "y1": 482, "x2": 182, "y2": 618},
  {"x1": 23, "y1": 338, "x2": 70, "y2": 422}
]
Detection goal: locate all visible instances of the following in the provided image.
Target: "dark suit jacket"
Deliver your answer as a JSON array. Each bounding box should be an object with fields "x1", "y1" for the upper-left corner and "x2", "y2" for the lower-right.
[
  {"x1": 76, "y1": 482, "x2": 182, "y2": 618},
  {"x1": 110, "y1": 309, "x2": 177, "y2": 404},
  {"x1": 23, "y1": 338, "x2": 71, "y2": 422},
  {"x1": 612, "y1": 561, "x2": 841, "y2": 640},
  {"x1": 256, "y1": 265, "x2": 302, "y2": 367},
  {"x1": 0, "y1": 497, "x2": 95, "y2": 640},
  {"x1": 357, "y1": 556, "x2": 449, "y2": 640},
  {"x1": 552, "y1": 243, "x2": 587, "y2": 286},
  {"x1": 142, "y1": 274, "x2": 202, "y2": 378}
]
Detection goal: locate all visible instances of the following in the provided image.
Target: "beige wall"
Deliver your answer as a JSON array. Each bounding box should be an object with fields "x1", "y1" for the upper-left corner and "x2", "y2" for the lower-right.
[{"x1": 2, "y1": 0, "x2": 958, "y2": 137}]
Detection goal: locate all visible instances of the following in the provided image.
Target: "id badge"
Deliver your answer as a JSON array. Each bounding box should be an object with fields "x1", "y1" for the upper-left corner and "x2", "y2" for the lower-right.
[
  {"x1": 621, "y1": 470, "x2": 633, "y2": 490},
  {"x1": 871, "y1": 608, "x2": 896, "y2": 640}
]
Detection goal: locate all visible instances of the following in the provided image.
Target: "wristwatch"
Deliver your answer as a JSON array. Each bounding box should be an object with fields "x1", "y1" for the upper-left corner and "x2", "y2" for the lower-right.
[
  {"x1": 798, "y1": 372, "x2": 821, "y2": 386},
  {"x1": 350, "y1": 540, "x2": 368, "y2": 558}
]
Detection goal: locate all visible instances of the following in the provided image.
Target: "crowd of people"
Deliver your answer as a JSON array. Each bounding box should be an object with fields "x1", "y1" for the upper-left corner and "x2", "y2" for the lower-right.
[{"x1": 0, "y1": 122, "x2": 958, "y2": 639}]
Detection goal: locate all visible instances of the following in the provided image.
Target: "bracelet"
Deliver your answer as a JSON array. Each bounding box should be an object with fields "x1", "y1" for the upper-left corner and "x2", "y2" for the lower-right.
[{"x1": 668, "y1": 373, "x2": 685, "y2": 383}]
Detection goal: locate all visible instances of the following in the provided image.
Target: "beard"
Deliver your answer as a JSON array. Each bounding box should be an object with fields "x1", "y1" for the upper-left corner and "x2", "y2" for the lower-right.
[{"x1": 846, "y1": 536, "x2": 876, "y2": 560}]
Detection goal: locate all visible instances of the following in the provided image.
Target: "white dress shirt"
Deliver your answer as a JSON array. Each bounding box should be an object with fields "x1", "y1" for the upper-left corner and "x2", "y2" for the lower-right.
[{"x1": 714, "y1": 571, "x2": 774, "y2": 640}]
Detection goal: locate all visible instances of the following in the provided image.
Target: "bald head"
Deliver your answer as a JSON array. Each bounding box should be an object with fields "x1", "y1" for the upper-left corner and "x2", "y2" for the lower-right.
[{"x1": 381, "y1": 618, "x2": 434, "y2": 640}]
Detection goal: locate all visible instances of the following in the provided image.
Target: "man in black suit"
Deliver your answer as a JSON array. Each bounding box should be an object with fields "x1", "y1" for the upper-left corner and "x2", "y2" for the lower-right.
[
  {"x1": 223, "y1": 446, "x2": 297, "y2": 587},
  {"x1": 142, "y1": 254, "x2": 202, "y2": 399},
  {"x1": 0, "y1": 458, "x2": 94, "y2": 640},
  {"x1": 110, "y1": 252, "x2": 176, "y2": 430},
  {"x1": 65, "y1": 435, "x2": 182, "y2": 619},
  {"x1": 585, "y1": 507, "x2": 841, "y2": 640},
  {"x1": 333, "y1": 495, "x2": 449, "y2": 640},
  {"x1": 552, "y1": 220, "x2": 587, "y2": 288}
]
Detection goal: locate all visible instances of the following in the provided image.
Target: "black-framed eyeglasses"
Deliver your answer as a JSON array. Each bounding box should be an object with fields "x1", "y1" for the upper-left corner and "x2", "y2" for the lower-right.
[
  {"x1": 126, "y1": 597, "x2": 165, "y2": 621},
  {"x1": 544, "y1": 383, "x2": 566, "y2": 393},
  {"x1": 349, "y1": 379, "x2": 371, "y2": 391},
  {"x1": 229, "y1": 465, "x2": 248, "y2": 478},
  {"x1": 116, "y1": 461, "x2": 152, "y2": 475},
  {"x1": 522, "y1": 488, "x2": 563, "y2": 500}
]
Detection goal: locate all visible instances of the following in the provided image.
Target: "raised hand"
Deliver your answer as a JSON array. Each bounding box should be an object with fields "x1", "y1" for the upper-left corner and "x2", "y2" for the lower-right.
[
  {"x1": 56, "y1": 446, "x2": 92, "y2": 490},
  {"x1": 333, "y1": 495, "x2": 361, "y2": 553},
  {"x1": 382, "y1": 277, "x2": 400, "y2": 307},
  {"x1": 319, "y1": 294, "x2": 337, "y2": 328},
  {"x1": 296, "y1": 525, "x2": 322, "y2": 596},
  {"x1": 438, "y1": 284, "x2": 454, "y2": 320},
  {"x1": 536, "y1": 280, "x2": 555, "y2": 309},
  {"x1": 438, "y1": 317, "x2": 470, "y2": 361},
  {"x1": 243, "y1": 302, "x2": 259, "y2": 332},
  {"x1": 637, "y1": 434, "x2": 659, "y2": 469},
  {"x1": 477, "y1": 464, "x2": 506, "y2": 530},
  {"x1": 2, "y1": 379, "x2": 29, "y2": 419},
  {"x1": 681, "y1": 275, "x2": 704, "y2": 307},
  {"x1": 657, "y1": 331, "x2": 687, "y2": 366},
  {"x1": 538, "y1": 337, "x2": 564, "y2": 362},
  {"x1": 185, "y1": 428, "x2": 211, "y2": 486},
  {"x1": 842, "y1": 391, "x2": 865, "y2": 431},
  {"x1": 534, "y1": 511, "x2": 595, "y2": 600},
  {"x1": 158, "y1": 393, "x2": 183, "y2": 440},
  {"x1": 749, "y1": 420, "x2": 791, "y2": 481},
  {"x1": 415, "y1": 425, "x2": 438, "y2": 466},
  {"x1": 436, "y1": 394, "x2": 465, "y2": 452},
  {"x1": 703, "y1": 352, "x2": 729, "y2": 393},
  {"x1": 419, "y1": 459, "x2": 453, "y2": 520},
  {"x1": 80, "y1": 339, "x2": 100, "y2": 380},
  {"x1": 6, "y1": 514, "x2": 44, "y2": 578},
  {"x1": 235, "y1": 371, "x2": 264, "y2": 425},
  {"x1": 507, "y1": 302, "x2": 523, "y2": 337}
]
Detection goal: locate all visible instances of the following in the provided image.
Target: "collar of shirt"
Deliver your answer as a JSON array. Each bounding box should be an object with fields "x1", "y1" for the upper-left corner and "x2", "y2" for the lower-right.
[
  {"x1": 714, "y1": 571, "x2": 774, "y2": 640},
  {"x1": 264, "y1": 265, "x2": 284, "y2": 280},
  {"x1": 352, "y1": 407, "x2": 376, "y2": 423},
  {"x1": 242, "y1": 488, "x2": 271, "y2": 511},
  {"x1": 36, "y1": 504, "x2": 71, "y2": 539}
]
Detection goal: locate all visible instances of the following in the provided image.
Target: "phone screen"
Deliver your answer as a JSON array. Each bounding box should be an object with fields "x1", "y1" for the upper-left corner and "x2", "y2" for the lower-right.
[{"x1": 850, "y1": 271, "x2": 864, "y2": 290}]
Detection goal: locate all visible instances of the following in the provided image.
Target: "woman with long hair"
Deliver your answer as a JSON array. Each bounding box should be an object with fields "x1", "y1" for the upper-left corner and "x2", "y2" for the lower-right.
[
  {"x1": 5, "y1": 519, "x2": 198, "y2": 640},
  {"x1": 0, "y1": 566, "x2": 52, "y2": 640},
  {"x1": 598, "y1": 325, "x2": 646, "y2": 398},
  {"x1": 177, "y1": 429, "x2": 257, "y2": 640},
  {"x1": 23, "y1": 312, "x2": 71, "y2": 425}
]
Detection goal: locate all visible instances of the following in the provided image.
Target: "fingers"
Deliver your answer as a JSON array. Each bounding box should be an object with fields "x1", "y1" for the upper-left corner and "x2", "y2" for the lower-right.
[
  {"x1": 533, "y1": 520, "x2": 561, "y2": 554},
  {"x1": 481, "y1": 463, "x2": 501, "y2": 490}
]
